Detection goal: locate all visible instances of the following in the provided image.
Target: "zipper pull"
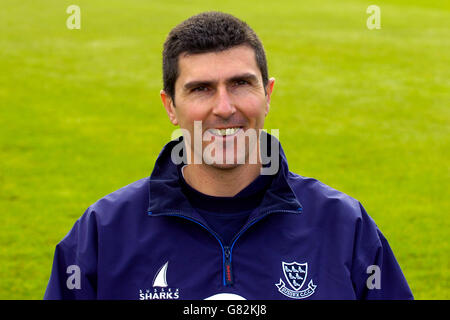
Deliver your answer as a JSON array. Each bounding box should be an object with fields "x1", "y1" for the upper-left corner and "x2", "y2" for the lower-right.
[{"x1": 224, "y1": 246, "x2": 233, "y2": 286}]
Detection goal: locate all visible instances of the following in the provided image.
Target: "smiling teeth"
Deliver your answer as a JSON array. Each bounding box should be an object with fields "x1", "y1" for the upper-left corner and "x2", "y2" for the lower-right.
[{"x1": 210, "y1": 127, "x2": 240, "y2": 136}]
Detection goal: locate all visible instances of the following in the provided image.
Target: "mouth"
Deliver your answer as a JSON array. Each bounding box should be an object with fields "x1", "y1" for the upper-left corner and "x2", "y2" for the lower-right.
[{"x1": 207, "y1": 127, "x2": 243, "y2": 137}]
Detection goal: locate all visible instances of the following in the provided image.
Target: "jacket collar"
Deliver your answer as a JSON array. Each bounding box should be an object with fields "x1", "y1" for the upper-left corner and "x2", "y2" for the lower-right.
[{"x1": 147, "y1": 132, "x2": 302, "y2": 220}]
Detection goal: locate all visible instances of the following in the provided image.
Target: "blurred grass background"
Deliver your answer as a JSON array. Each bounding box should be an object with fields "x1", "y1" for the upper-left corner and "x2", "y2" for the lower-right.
[{"x1": 0, "y1": 0, "x2": 448, "y2": 299}]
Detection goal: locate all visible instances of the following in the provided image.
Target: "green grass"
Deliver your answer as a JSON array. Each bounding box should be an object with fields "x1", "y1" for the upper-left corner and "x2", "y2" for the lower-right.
[{"x1": 0, "y1": 0, "x2": 448, "y2": 299}]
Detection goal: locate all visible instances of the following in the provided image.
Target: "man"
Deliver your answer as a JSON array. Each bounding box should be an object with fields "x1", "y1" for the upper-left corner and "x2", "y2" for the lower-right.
[{"x1": 44, "y1": 11, "x2": 413, "y2": 300}]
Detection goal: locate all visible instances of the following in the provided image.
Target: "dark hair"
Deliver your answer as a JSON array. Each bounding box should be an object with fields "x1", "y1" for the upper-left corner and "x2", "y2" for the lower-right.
[{"x1": 162, "y1": 11, "x2": 268, "y2": 101}]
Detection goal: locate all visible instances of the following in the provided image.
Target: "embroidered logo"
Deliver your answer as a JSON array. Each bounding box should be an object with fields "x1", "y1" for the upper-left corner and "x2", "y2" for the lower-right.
[
  {"x1": 275, "y1": 261, "x2": 317, "y2": 299},
  {"x1": 139, "y1": 261, "x2": 180, "y2": 300}
]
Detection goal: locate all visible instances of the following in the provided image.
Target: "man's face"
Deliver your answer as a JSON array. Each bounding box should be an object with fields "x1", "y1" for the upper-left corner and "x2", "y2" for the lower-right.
[{"x1": 161, "y1": 45, "x2": 275, "y2": 169}]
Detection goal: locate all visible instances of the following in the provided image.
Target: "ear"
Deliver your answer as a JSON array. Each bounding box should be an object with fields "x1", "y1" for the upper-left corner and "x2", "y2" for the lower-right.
[
  {"x1": 160, "y1": 90, "x2": 178, "y2": 125},
  {"x1": 264, "y1": 77, "x2": 275, "y2": 116}
]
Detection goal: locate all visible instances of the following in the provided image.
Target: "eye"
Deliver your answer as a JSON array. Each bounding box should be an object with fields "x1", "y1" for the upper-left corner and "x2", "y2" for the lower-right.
[
  {"x1": 234, "y1": 80, "x2": 249, "y2": 86},
  {"x1": 191, "y1": 86, "x2": 208, "y2": 92}
]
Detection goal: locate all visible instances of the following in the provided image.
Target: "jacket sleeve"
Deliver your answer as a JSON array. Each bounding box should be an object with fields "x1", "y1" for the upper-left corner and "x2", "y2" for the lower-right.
[
  {"x1": 43, "y1": 207, "x2": 98, "y2": 300},
  {"x1": 351, "y1": 203, "x2": 414, "y2": 300}
]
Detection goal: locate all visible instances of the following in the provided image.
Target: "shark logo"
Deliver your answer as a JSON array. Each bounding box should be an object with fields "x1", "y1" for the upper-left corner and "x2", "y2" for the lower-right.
[
  {"x1": 139, "y1": 261, "x2": 180, "y2": 300},
  {"x1": 275, "y1": 261, "x2": 317, "y2": 299},
  {"x1": 153, "y1": 261, "x2": 169, "y2": 287}
]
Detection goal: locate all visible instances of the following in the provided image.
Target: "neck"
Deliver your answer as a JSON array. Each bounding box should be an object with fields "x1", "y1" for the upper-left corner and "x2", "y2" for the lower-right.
[{"x1": 183, "y1": 163, "x2": 262, "y2": 197}]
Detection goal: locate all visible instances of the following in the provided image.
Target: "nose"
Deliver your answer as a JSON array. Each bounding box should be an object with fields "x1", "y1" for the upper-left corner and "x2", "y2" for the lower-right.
[{"x1": 212, "y1": 87, "x2": 236, "y2": 119}]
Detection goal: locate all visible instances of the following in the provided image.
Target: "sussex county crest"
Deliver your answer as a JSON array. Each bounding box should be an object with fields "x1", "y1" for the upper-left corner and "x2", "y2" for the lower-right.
[{"x1": 275, "y1": 261, "x2": 317, "y2": 299}]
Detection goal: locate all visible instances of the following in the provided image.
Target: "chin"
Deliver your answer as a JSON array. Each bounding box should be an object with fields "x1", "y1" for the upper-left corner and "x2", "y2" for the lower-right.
[{"x1": 203, "y1": 149, "x2": 250, "y2": 170}]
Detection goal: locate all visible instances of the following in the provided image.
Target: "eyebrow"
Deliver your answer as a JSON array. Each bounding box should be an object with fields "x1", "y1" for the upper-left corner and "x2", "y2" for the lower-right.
[{"x1": 183, "y1": 73, "x2": 259, "y2": 91}]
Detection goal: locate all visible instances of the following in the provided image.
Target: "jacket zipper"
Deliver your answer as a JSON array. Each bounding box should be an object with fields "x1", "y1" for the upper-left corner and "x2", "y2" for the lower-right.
[
  {"x1": 149, "y1": 208, "x2": 302, "y2": 287},
  {"x1": 224, "y1": 209, "x2": 301, "y2": 286},
  {"x1": 224, "y1": 246, "x2": 233, "y2": 286},
  {"x1": 149, "y1": 212, "x2": 231, "y2": 286}
]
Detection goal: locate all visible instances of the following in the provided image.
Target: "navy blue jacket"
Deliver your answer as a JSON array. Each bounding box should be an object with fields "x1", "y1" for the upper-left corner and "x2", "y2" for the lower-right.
[{"x1": 44, "y1": 136, "x2": 413, "y2": 300}]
